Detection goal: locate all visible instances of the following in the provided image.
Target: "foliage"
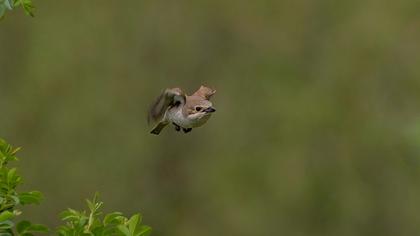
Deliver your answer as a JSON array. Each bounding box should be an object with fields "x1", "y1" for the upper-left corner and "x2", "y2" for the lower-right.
[
  {"x1": 0, "y1": 139, "x2": 151, "y2": 236},
  {"x1": 0, "y1": 0, "x2": 34, "y2": 19},
  {"x1": 58, "y1": 193, "x2": 152, "y2": 236},
  {"x1": 0, "y1": 138, "x2": 48, "y2": 235}
]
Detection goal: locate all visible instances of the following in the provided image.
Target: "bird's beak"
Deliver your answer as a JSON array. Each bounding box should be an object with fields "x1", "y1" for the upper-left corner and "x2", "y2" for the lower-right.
[{"x1": 204, "y1": 107, "x2": 216, "y2": 113}]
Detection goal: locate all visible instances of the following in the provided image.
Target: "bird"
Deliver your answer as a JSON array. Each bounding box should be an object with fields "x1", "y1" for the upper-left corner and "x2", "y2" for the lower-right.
[{"x1": 148, "y1": 85, "x2": 216, "y2": 135}]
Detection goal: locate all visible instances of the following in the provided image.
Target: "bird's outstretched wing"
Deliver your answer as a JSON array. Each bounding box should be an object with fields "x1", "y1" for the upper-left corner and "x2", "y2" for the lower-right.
[{"x1": 148, "y1": 88, "x2": 186, "y2": 124}]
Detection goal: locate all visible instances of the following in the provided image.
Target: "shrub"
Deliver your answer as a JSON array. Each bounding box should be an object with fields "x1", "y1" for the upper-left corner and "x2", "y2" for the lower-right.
[
  {"x1": 0, "y1": 139, "x2": 151, "y2": 236},
  {"x1": 0, "y1": 0, "x2": 34, "y2": 19},
  {"x1": 0, "y1": 138, "x2": 47, "y2": 236},
  {"x1": 58, "y1": 193, "x2": 152, "y2": 236}
]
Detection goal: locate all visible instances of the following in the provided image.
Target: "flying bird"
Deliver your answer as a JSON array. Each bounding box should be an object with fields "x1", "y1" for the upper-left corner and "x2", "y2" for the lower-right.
[{"x1": 148, "y1": 85, "x2": 216, "y2": 135}]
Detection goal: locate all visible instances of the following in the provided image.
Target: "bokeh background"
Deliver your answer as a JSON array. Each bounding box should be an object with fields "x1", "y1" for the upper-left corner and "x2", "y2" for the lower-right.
[{"x1": 1, "y1": 1, "x2": 420, "y2": 235}]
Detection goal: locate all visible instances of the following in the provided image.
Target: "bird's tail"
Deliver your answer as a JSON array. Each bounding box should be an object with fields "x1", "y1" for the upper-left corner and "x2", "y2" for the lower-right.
[{"x1": 150, "y1": 122, "x2": 168, "y2": 135}]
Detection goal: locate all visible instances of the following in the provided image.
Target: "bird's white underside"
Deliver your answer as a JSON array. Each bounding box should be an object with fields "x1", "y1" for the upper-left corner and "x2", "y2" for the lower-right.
[{"x1": 165, "y1": 107, "x2": 211, "y2": 128}]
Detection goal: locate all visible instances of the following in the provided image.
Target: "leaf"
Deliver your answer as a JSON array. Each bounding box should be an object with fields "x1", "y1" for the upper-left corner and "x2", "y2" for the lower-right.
[
  {"x1": 19, "y1": 191, "x2": 43, "y2": 205},
  {"x1": 13, "y1": 0, "x2": 20, "y2": 7},
  {"x1": 4, "y1": 0, "x2": 13, "y2": 10},
  {"x1": 11, "y1": 147, "x2": 21, "y2": 155},
  {"x1": 7, "y1": 168, "x2": 17, "y2": 183},
  {"x1": 59, "y1": 210, "x2": 74, "y2": 220},
  {"x1": 17, "y1": 220, "x2": 31, "y2": 233},
  {"x1": 21, "y1": 0, "x2": 33, "y2": 16},
  {"x1": 0, "y1": 211, "x2": 14, "y2": 222},
  {"x1": 117, "y1": 225, "x2": 131, "y2": 236},
  {"x1": 78, "y1": 215, "x2": 88, "y2": 227},
  {"x1": 0, "y1": 232, "x2": 12, "y2": 236},
  {"x1": 60, "y1": 209, "x2": 84, "y2": 223},
  {"x1": 26, "y1": 224, "x2": 49, "y2": 232},
  {"x1": 127, "y1": 214, "x2": 140, "y2": 235},
  {"x1": 86, "y1": 192, "x2": 103, "y2": 213},
  {"x1": 0, "y1": 220, "x2": 14, "y2": 229},
  {"x1": 136, "y1": 226, "x2": 152, "y2": 236},
  {"x1": 11, "y1": 195, "x2": 20, "y2": 205},
  {"x1": 86, "y1": 199, "x2": 94, "y2": 212},
  {"x1": 21, "y1": 233, "x2": 35, "y2": 236},
  {"x1": 103, "y1": 212, "x2": 123, "y2": 225}
]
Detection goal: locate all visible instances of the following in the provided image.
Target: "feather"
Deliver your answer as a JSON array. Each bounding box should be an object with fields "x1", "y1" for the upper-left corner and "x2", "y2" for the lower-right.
[
  {"x1": 148, "y1": 88, "x2": 186, "y2": 124},
  {"x1": 192, "y1": 85, "x2": 216, "y2": 100}
]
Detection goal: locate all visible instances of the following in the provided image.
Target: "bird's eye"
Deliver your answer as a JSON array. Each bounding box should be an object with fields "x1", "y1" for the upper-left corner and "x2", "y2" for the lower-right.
[{"x1": 195, "y1": 107, "x2": 202, "y2": 112}]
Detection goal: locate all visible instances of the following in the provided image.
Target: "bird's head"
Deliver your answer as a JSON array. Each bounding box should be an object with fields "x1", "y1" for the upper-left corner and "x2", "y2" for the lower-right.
[
  {"x1": 185, "y1": 86, "x2": 216, "y2": 121},
  {"x1": 186, "y1": 98, "x2": 216, "y2": 121}
]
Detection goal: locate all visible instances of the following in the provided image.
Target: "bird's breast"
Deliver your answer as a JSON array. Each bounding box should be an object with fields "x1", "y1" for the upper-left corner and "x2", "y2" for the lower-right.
[
  {"x1": 166, "y1": 108, "x2": 210, "y2": 128},
  {"x1": 166, "y1": 108, "x2": 192, "y2": 128}
]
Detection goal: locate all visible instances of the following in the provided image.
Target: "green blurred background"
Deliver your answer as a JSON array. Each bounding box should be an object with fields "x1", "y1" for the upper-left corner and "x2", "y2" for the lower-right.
[{"x1": 1, "y1": 0, "x2": 420, "y2": 235}]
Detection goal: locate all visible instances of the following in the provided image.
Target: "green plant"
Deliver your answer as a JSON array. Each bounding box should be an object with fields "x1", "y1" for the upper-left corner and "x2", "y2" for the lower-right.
[
  {"x1": 0, "y1": 138, "x2": 151, "y2": 236},
  {"x1": 0, "y1": 0, "x2": 34, "y2": 19},
  {"x1": 58, "y1": 193, "x2": 152, "y2": 236},
  {"x1": 0, "y1": 138, "x2": 48, "y2": 235}
]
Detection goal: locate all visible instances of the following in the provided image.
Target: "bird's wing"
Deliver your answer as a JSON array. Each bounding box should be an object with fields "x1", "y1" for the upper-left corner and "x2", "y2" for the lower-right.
[
  {"x1": 192, "y1": 85, "x2": 216, "y2": 100},
  {"x1": 148, "y1": 88, "x2": 186, "y2": 124}
]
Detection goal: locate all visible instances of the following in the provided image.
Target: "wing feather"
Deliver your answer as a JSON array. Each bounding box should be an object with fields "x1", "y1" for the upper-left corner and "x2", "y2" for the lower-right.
[{"x1": 148, "y1": 88, "x2": 185, "y2": 124}]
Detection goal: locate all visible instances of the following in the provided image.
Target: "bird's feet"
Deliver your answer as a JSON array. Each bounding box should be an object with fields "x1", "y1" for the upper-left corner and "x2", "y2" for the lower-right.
[
  {"x1": 183, "y1": 128, "x2": 192, "y2": 133},
  {"x1": 173, "y1": 123, "x2": 192, "y2": 133},
  {"x1": 173, "y1": 123, "x2": 181, "y2": 132}
]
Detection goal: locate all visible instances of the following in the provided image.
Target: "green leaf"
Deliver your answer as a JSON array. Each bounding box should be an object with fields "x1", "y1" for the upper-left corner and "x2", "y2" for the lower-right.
[
  {"x1": 0, "y1": 220, "x2": 14, "y2": 229},
  {"x1": 78, "y1": 215, "x2": 89, "y2": 226},
  {"x1": 86, "y1": 199, "x2": 94, "y2": 212},
  {"x1": 10, "y1": 146, "x2": 21, "y2": 155},
  {"x1": 127, "y1": 214, "x2": 140, "y2": 235},
  {"x1": 136, "y1": 226, "x2": 152, "y2": 236},
  {"x1": 7, "y1": 168, "x2": 17, "y2": 183},
  {"x1": 12, "y1": 0, "x2": 20, "y2": 7},
  {"x1": 0, "y1": 211, "x2": 14, "y2": 222},
  {"x1": 26, "y1": 224, "x2": 49, "y2": 232},
  {"x1": 21, "y1": 233, "x2": 35, "y2": 236},
  {"x1": 117, "y1": 225, "x2": 131, "y2": 236},
  {"x1": 17, "y1": 220, "x2": 31, "y2": 233},
  {"x1": 86, "y1": 192, "x2": 103, "y2": 213},
  {"x1": 22, "y1": 0, "x2": 34, "y2": 17},
  {"x1": 4, "y1": 0, "x2": 13, "y2": 10},
  {"x1": 11, "y1": 195, "x2": 21, "y2": 205},
  {"x1": 59, "y1": 208, "x2": 87, "y2": 226},
  {"x1": 0, "y1": 232, "x2": 13, "y2": 236},
  {"x1": 18, "y1": 191, "x2": 43, "y2": 205},
  {"x1": 16, "y1": 221, "x2": 48, "y2": 234},
  {"x1": 103, "y1": 212, "x2": 123, "y2": 225},
  {"x1": 59, "y1": 210, "x2": 76, "y2": 220}
]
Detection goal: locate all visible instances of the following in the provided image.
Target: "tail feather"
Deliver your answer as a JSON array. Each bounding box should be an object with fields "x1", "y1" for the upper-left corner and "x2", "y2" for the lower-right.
[{"x1": 150, "y1": 122, "x2": 168, "y2": 135}]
